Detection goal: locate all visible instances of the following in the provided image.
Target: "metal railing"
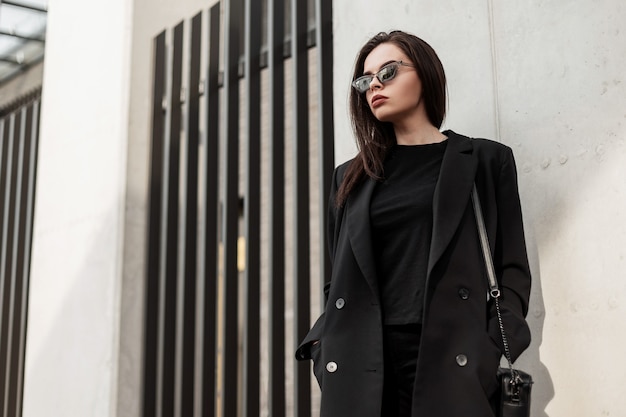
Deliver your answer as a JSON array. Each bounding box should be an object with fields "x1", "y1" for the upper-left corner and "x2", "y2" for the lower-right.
[
  {"x1": 0, "y1": 91, "x2": 40, "y2": 417},
  {"x1": 143, "y1": 0, "x2": 334, "y2": 416}
]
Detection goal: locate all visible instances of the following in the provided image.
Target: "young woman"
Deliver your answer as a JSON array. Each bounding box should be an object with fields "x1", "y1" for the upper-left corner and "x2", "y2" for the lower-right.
[{"x1": 296, "y1": 31, "x2": 531, "y2": 417}]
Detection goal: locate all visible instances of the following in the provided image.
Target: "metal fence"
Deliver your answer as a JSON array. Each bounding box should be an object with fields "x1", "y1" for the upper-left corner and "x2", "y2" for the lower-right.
[
  {"x1": 0, "y1": 90, "x2": 40, "y2": 417},
  {"x1": 143, "y1": 0, "x2": 334, "y2": 415}
]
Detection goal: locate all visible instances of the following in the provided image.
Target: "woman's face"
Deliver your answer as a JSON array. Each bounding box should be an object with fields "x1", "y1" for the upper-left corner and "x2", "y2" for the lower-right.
[{"x1": 361, "y1": 43, "x2": 424, "y2": 124}]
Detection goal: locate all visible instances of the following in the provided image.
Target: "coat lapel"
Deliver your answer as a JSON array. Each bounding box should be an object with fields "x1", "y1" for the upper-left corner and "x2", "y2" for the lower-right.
[
  {"x1": 427, "y1": 132, "x2": 477, "y2": 276},
  {"x1": 345, "y1": 177, "x2": 380, "y2": 298}
]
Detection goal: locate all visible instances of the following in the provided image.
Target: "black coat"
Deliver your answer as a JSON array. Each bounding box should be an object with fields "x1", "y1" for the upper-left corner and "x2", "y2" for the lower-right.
[{"x1": 296, "y1": 131, "x2": 531, "y2": 417}]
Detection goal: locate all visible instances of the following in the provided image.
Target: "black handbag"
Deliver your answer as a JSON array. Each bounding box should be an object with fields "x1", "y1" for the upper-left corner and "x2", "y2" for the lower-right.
[
  {"x1": 496, "y1": 367, "x2": 533, "y2": 417},
  {"x1": 472, "y1": 185, "x2": 533, "y2": 417}
]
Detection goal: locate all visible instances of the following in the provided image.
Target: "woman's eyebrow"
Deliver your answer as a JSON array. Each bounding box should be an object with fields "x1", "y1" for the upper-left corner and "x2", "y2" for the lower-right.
[{"x1": 363, "y1": 59, "x2": 397, "y2": 75}]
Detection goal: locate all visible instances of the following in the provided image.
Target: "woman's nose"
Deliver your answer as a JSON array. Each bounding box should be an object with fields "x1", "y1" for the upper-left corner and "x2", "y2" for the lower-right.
[{"x1": 369, "y1": 76, "x2": 382, "y2": 91}]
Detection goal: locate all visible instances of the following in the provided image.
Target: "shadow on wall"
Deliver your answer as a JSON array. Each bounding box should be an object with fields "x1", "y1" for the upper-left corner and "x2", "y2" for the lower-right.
[{"x1": 518, "y1": 223, "x2": 554, "y2": 417}]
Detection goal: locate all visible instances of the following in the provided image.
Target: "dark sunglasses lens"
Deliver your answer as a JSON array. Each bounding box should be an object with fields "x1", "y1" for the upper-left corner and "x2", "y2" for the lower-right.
[
  {"x1": 353, "y1": 76, "x2": 372, "y2": 93},
  {"x1": 378, "y1": 64, "x2": 398, "y2": 82}
]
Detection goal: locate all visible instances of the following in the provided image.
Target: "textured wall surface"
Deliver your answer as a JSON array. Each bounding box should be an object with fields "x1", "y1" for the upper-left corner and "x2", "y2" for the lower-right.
[{"x1": 333, "y1": 0, "x2": 626, "y2": 416}]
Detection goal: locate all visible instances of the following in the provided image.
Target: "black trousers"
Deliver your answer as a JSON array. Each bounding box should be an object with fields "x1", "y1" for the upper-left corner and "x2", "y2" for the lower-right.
[{"x1": 381, "y1": 324, "x2": 422, "y2": 417}]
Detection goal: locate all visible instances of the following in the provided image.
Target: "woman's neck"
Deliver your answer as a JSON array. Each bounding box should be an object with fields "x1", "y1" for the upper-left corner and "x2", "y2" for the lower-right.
[{"x1": 394, "y1": 121, "x2": 446, "y2": 145}]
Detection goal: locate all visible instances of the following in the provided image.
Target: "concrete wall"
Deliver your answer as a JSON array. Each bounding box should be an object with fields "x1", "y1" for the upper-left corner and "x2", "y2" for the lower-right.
[
  {"x1": 333, "y1": 0, "x2": 626, "y2": 416},
  {"x1": 22, "y1": 0, "x2": 133, "y2": 415}
]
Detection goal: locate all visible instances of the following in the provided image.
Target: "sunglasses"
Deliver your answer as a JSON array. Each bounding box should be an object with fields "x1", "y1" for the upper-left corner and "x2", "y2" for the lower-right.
[{"x1": 352, "y1": 61, "x2": 414, "y2": 93}]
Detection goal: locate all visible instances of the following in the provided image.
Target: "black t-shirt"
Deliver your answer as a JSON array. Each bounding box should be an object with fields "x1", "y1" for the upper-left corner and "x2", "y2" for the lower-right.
[{"x1": 370, "y1": 140, "x2": 447, "y2": 325}]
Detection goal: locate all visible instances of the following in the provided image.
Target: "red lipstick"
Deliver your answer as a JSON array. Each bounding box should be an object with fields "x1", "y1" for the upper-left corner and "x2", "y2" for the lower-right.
[{"x1": 370, "y1": 94, "x2": 388, "y2": 108}]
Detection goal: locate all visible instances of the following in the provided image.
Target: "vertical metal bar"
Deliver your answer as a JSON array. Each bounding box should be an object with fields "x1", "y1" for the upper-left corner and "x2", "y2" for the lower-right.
[
  {"x1": 201, "y1": 4, "x2": 220, "y2": 417},
  {"x1": 143, "y1": 30, "x2": 166, "y2": 417},
  {"x1": 243, "y1": 0, "x2": 261, "y2": 415},
  {"x1": 291, "y1": 0, "x2": 311, "y2": 415},
  {"x1": 221, "y1": 0, "x2": 242, "y2": 415},
  {"x1": 316, "y1": 0, "x2": 335, "y2": 292},
  {"x1": 0, "y1": 118, "x2": 8, "y2": 417},
  {"x1": 162, "y1": 20, "x2": 184, "y2": 417},
  {"x1": 267, "y1": 0, "x2": 286, "y2": 415},
  {"x1": 15, "y1": 99, "x2": 40, "y2": 417},
  {"x1": 180, "y1": 12, "x2": 202, "y2": 417},
  {"x1": 0, "y1": 110, "x2": 21, "y2": 417},
  {"x1": 6, "y1": 105, "x2": 31, "y2": 417},
  {"x1": 0, "y1": 119, "x2": 7, "y2": 264}
]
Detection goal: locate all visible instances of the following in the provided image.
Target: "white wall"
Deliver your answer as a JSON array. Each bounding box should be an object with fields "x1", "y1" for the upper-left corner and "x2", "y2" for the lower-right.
[
  {"x1": 22, "y1": 0, "x2": 133, "y2": 416},
  {"x1": 333, "y1": 0, "x2": 626, "y2": 416}
]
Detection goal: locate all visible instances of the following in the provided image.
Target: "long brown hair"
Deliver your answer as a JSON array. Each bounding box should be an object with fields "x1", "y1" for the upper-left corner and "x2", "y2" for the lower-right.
[{"x1": 334, "y1": 31, "x2": 447, "y2": 207}]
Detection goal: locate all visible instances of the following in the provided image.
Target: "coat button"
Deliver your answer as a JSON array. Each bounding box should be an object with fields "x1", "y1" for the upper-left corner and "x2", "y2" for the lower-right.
[
  {"x1": 335, "y1": 298, "x2": 345, "y2": 309},
  {"x1": 456, "y1": 354, "x2": 468, "y2": 367},
  {"x1": 458, "y1": 288, "x2": 470, "y2": 300},
  {"x1": 326, "y1": 361, "x2": 338, "y2": 373}
]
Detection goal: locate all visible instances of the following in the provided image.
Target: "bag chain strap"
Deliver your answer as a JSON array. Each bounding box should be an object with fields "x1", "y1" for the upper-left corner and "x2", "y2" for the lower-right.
[{"x1": 471, "y1": 185, "x2": 522, "y2": 390}]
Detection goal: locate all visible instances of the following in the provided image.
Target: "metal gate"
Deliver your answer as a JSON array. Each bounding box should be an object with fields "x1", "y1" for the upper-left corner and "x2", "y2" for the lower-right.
[
  {"x1": 0, "y1": 90, "x2": 40, "y2": 417},
  {"x1": 143, "y1": 0, "x2": 334, "y2": 415}
]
